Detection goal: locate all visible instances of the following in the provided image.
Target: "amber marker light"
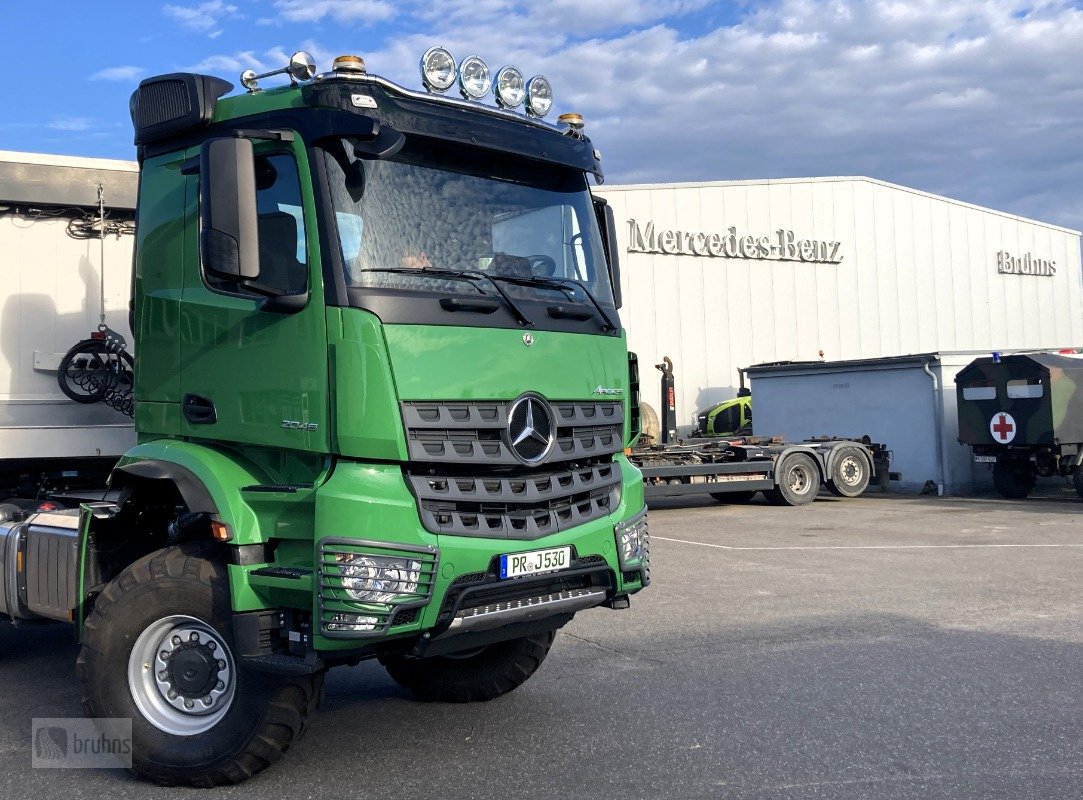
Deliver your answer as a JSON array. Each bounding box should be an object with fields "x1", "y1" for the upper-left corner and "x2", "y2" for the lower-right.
[
  {"x1": 333, "y1": 55, "x2": 367, "y2": 75},
  {"x1": 211, "y1": 521, "x2": 232, "y2": 542},
  {"x1": 558, "y1": 112, "x2": 584, "y2": 131}
]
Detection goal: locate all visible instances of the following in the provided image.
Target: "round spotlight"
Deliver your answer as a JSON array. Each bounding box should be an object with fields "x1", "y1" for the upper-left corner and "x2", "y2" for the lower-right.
[
  {"x1": 525, "y1": 75, "x2": 553, "y2": 118},
  {"x1": 420, "y1": 46, "x2": 456, "y2": 93},
  {"x1": 494, "y1": 66, "x2": 525, "y2": 108},
  {"x1": 458, "y1": 55, "x2": 492, "y2": 100}
]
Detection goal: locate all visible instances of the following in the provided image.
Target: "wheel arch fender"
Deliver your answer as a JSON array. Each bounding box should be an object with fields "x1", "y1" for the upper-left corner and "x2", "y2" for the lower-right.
[
  {"x1": 823, "y1": 442, "x2": 872, "y2": 478},
  {"x1": 109, "y1": 441, "x2": 269, "y2": 545},
  {"x1": 775, "y1": 445, "x2": 827, "y2": 484}
]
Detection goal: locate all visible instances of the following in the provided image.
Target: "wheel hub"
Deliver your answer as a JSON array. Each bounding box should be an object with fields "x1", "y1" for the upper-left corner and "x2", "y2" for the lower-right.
[
  {"x1": 166, "y1": 640, "x2": 222, "y2": 698},
  {"x1": 129, "y1": 616, "x2": 236, "y2": 734}
]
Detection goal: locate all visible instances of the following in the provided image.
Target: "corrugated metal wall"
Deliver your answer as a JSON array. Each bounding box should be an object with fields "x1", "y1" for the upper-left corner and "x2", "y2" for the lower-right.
[{"x1": 596, "y1": 177, "x2": 1083, "y2": 430}]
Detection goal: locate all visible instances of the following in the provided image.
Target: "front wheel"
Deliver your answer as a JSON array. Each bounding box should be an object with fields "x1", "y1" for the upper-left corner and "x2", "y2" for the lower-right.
[
  {"x1": 380, "y1": 630, "x2": 556, "y2": 703},
  {"x1": 992, "y1": 459, "x2": 1035, "y2": 500},
  {"x1": 765, "y1": 453, "x2": 820, "y2": 506},
  {"x1": 1071, "y1": 468, "x2": 1083, "y2": 501},
  {"x1": 78, "y1": 545, "x2": 323, "y2": 786},
  {"x1": 710, "y1": 490, "x2": 757, "y2": 504}
]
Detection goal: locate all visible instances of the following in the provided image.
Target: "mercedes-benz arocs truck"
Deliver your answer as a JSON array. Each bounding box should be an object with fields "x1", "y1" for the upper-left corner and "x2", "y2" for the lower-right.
[{"x1": 0, "y1": 48, "x2": 649, "y2": 785}]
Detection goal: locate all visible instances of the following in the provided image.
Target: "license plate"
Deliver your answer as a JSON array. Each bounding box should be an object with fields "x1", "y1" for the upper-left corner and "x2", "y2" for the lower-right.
[
  {"x1": 973, "y1": 455, "x2": 997, "y2": 463},
  {"x1": 499, "y1": 546, "x2": 572, "y2": 579}
]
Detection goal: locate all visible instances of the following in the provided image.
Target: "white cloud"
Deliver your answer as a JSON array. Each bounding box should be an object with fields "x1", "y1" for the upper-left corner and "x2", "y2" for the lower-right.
[
  {"x1": 48, "y1": 118, "x2": 94, "y2": 132},
  {"x1": 163, "y1": 1, "x2": 238, "y2": 34},
  {"x1": 186, "y1": 0, "x2": 1083, "y2": 228},
  {"x1": 268, "y1": 0, "x2": 395, "y2": 24},
  {"x1": 89, "y1": 65, "x2": 145, "y2": 82}
]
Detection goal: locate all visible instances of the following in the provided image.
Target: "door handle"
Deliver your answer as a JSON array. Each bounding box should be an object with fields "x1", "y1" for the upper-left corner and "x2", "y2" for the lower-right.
[{"x1": 183, "y1": 394, "x2": 217, "y2": 425}]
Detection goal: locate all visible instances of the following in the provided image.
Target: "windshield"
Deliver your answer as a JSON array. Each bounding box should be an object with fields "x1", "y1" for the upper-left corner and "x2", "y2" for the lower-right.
[{"x1": 322, "y1": 137, "x2": 614, "y2": 307}]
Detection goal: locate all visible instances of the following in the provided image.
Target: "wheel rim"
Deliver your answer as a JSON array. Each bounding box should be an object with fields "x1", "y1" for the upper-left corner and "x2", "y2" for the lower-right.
[
  {"x1": 789, "y1": 463, "x2": 813, "y2": 494},
  {"x1": 127, "y1": 615, "x2": 236, "y2": 736},
  {"x1": 838, "y1": 455, "x2": 864, "y2": 487}
]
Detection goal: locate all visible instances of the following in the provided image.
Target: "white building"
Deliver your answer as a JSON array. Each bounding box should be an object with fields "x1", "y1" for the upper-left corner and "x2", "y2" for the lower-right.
[{"x1": 595, "y1": 177, "x2": 1083, "y2": 436}]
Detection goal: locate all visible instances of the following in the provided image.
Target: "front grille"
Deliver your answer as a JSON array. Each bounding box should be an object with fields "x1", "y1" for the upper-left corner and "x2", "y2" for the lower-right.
[
  {"x1": 401, "y1": 398, "x2": 625, "y2": 540},
  {"x1": 402, "y1": 400, "x2": 623, "y2": 466},
  {"x1": 407, "y1": 461, "x2": 622, "y2": 538}
]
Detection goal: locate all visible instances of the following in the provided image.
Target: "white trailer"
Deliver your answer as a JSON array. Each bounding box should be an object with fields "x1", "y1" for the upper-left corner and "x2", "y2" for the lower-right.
[{"x1": 0, "y1": 151, "x2": 138, "y2": 495}]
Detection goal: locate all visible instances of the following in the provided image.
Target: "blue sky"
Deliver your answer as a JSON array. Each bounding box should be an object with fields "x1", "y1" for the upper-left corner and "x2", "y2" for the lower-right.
[{"x1": 3, "y1": 1, "x2": 1083, "y2": 229}]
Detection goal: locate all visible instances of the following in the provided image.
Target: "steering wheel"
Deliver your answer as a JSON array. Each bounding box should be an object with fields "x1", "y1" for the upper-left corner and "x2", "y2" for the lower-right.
[{"x1": 528, "y1": 254, "x2": 558, "y2": 277}]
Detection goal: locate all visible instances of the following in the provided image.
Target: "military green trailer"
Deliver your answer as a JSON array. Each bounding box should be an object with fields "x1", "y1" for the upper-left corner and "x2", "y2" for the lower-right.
[{"x1": 955, "y1": 352, "x2": 1083, "y2": 499}]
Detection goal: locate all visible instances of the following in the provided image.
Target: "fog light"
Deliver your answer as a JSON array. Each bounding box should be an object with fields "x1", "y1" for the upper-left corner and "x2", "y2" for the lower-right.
[
  {"x1": 326, "y1": 612, "x2": 379, "y2": 632},
  {"x1": 525, "y1": 75, "x2": 553, "y2": 117},
  {"x1": 614, "y1": 511, "x2": 649, "y2": 569},
  {"x1": 420, "y1": 46, "x2": 456, "y2": 92},
  {"x1": 458, "y1": 55, "x2": 491, "y2": 99},
  {"x1": 494, "y1": 66, "x2": 525, "y2": 108}
]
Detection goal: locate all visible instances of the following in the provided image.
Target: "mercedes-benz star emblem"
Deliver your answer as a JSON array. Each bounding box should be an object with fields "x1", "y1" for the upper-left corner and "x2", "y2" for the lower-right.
[{"x1": 505, "y1": 393, "x2": 556, "y2": 466}]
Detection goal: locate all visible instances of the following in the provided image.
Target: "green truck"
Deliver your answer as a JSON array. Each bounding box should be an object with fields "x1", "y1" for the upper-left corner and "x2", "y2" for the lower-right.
[{"x1": 0, "y1": 49, "x2": 648, "y2": 785}]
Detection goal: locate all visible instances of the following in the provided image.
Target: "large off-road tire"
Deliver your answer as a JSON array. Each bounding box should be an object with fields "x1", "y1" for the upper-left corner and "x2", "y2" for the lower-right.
[
  {"x1": 710, "y1": 490, "x2": 758, "y2": 504},
  {"x1": 380, "y1": 630, "x2": 556, "y2": 703},
  {"x1": 1074, "y1": 468, "x2": 1083, "y2": 501},
  {"x1": 77, "y1": 544, "x2": 324, "y2": 787},
  {"x1": 764, "y1": 453, "x2": 820, "y2": 506},
  {"x1": 992, "y1": 459, "x2": 1035, "y2": 500},
  {"x1": 826, "y1": 446, "x2": 871, "y2": 498}
]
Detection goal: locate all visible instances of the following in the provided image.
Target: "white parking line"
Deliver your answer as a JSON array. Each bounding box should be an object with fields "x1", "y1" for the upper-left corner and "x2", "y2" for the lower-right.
[{"x1": 652, "y1": 535, "x2": 1083, "y2": 551}]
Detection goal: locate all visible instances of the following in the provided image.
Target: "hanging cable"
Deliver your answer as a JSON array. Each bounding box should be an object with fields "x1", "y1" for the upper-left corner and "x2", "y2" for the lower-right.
[{"x1": 98, "y1": 183, "x2": 106, "y2": 328}]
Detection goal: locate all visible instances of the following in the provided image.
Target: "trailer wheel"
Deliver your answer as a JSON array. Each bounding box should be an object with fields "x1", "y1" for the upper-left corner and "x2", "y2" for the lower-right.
[
  {"x1": 992, "y1": 459, "x2": 1035, "y2": 500},
  {"x1": 765, "y1": 453, "x2": 820, "y2": 506},
  {"x1": 710, "y1": 491, "x2": 757, "y2": 504},
  {"x1": 380, "y1": 630, "x2": 555, "y2": 703},
  {"x1": 77, "y1": 544, "x2": 323, "y2": 786},
  {"x1": 826, "y1": 447, "x2": 871, "y2": 497},
  {"x1": 1071, "y1": 468, "x2": 1083, "y2": 501}
]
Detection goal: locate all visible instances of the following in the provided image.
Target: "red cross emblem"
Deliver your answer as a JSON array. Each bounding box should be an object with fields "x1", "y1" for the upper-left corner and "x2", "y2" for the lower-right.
[{"x1": 989, "y1": 412, "x2": 1016, "y2": 443}]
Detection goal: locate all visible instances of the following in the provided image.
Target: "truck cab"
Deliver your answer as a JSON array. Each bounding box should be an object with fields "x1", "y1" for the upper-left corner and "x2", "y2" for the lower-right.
[{"x1": 0, "y1": 50, "x2": 648, "y2": 785}]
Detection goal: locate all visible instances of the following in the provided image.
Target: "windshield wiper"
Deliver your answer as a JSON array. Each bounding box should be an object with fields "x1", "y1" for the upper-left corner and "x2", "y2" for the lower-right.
[
  {"x1": 360, "y1": 268, "x2": 532, "y2": 327},
  {"x1": 486, "y1": 275, "x2": 617, "y2": 332}
]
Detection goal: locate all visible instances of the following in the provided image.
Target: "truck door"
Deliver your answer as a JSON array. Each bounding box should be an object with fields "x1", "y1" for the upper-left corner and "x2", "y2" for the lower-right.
[{"x1": 177, "y1": 138, "x2": 329, "y2": 453}]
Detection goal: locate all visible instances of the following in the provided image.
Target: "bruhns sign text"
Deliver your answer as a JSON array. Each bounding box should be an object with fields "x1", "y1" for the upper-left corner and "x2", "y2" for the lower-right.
[{"x1": 626, "y1": 219, "x2": 843, "y2": 264}]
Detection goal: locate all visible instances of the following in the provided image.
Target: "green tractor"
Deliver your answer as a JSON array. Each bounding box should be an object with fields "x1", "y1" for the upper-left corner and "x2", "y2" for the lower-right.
[{"x1": 694, "y1": 390, "x2": 753, "y2": 438}]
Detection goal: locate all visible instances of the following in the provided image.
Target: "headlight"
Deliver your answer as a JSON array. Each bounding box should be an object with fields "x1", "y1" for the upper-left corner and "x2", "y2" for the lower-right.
[
  {"x1": 458, "y1": 55, "x2": 491, "y2": 99},
  {"x1": 334, "y1": 553, "x2": 422, "y2": 603},
  {"x1": 420, "y1": 46, "x2": 456, "y2": 93},
  {"x1": 614, "y1": 511, "x2": 649, "y2": 569},
  {"x1": 494, "y1": 66, "x2": 525, "y2": 108},
  {"x1": 525, "y1": 75, "x2": 553, "y2": 117}
]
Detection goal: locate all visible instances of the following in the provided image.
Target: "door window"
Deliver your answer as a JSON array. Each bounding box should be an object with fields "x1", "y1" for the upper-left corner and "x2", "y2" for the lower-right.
[{"x1": 204, "y1": 150, "x2": 309, "y2": 297}]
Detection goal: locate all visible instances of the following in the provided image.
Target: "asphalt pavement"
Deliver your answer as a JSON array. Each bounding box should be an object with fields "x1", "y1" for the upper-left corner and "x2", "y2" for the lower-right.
[{"x1": 0, "y1": 488, "x2": 1080, "y2": 799}]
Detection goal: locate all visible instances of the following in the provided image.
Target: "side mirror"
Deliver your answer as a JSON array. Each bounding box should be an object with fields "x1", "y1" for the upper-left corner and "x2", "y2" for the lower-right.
[
  {"x1": 592, "y1": 196, "x2": 622, "y2": 309},
  {"x1": 199, "y1": 137, "x2": 260, "y2": 280}
]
